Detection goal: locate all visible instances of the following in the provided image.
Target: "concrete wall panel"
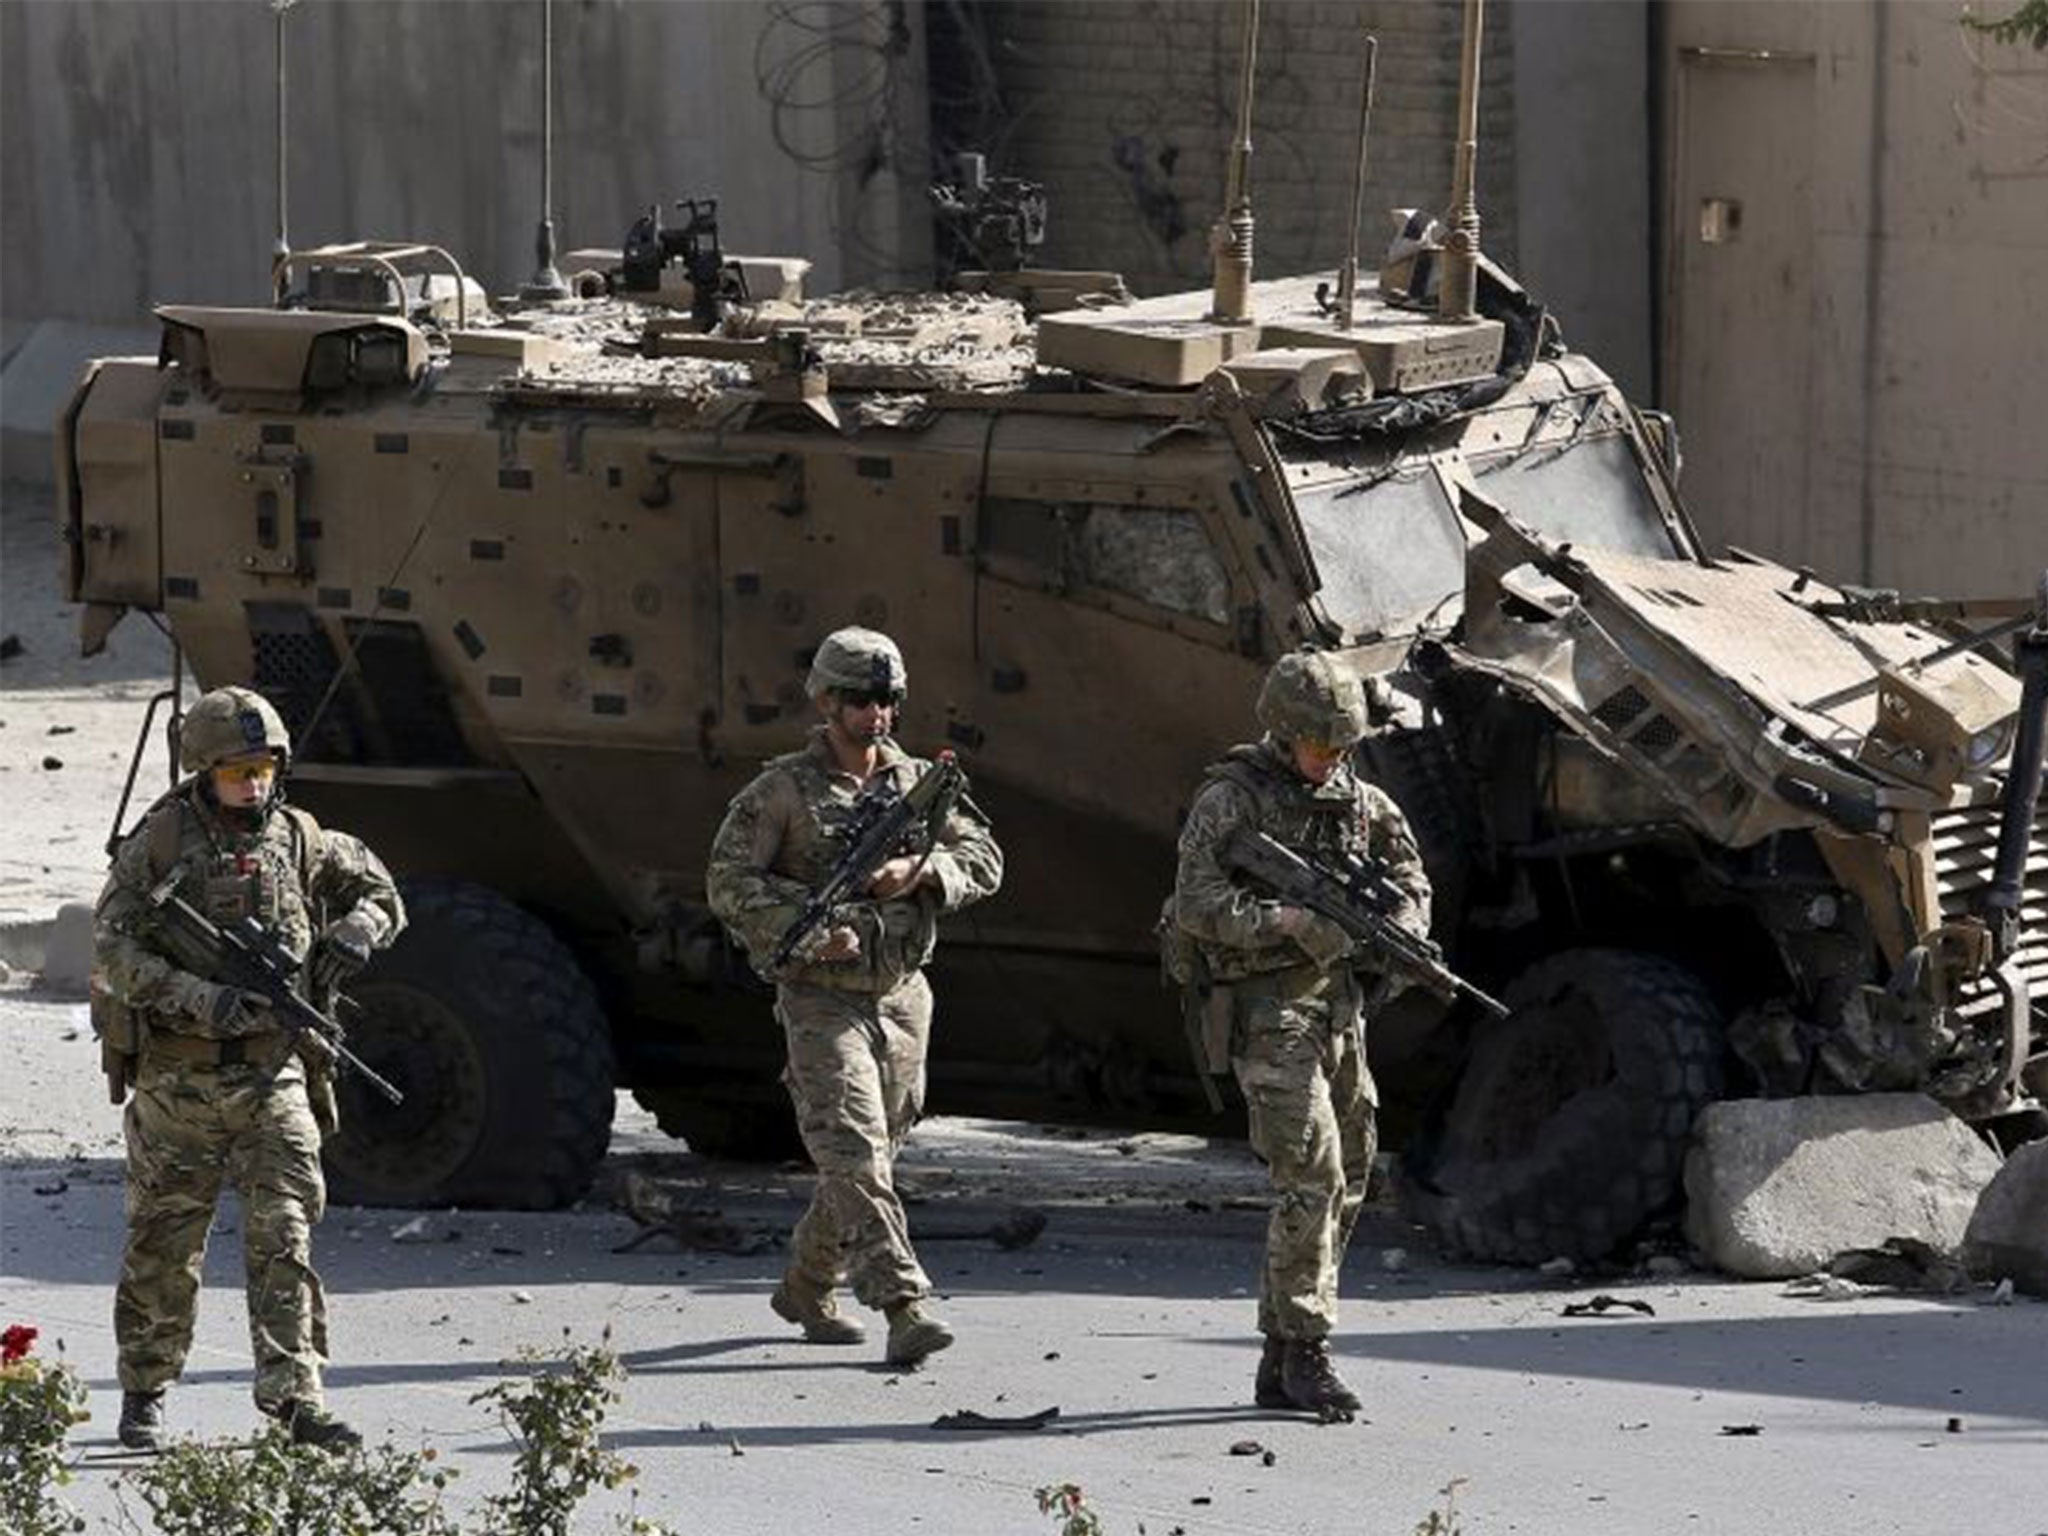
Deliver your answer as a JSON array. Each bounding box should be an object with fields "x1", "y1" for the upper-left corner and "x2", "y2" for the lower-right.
[
  {"x1": 0, "y1": 0, "x2": 931, "y2": 332},
  {"x1": 1662, "y1": 0, "x2": 2048, "y2": 595}
]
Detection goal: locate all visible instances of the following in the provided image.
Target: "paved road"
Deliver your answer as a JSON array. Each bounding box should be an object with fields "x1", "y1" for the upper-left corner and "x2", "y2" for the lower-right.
[
  {"x1": 4, "y1": 980, "x2": 2043, "y2": 1536},
  {"x1": 3, "y1": 487, "x2": 2042, "y2": 1533}
]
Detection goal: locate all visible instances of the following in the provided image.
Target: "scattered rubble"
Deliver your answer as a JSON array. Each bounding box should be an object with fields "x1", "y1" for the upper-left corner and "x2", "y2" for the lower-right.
[
  {"x1": 1826, "y1": 1237, "x2": 1968, "y2": 1293},
  {"x1": 1683, "y1": 1095, "x2": 2002, "y2": 1279},
  {"x1": 1961, "y1": 1140, "x2": 2048, "y2": 1297},
  {"x1": 930, "y1": 1406, "x2": 1059, "y2": 1432},
  {"x1": 613, "y1": 1168, "x2": 776, "y2": 1255},
  {"x1": 1561, "y1": 1294, "x2": 1655, "y2": 1318}
]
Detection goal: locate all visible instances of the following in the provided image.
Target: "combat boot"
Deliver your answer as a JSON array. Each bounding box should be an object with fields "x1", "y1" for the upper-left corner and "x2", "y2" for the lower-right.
[
  {"x1": 771, "y1": 1277, "x2": 866, "y2": 1345},
  {"x1": 270, "y1": 1399, "x2": 363, "y2": 1453},
  {"x1": 118, "y1": 1389, "x2": 166, "y2": 1452},
  {"x1": 1254, "y1": 1335, "x2": 1289, "y2": 1409},
  {"x1": 883, "y1": 1300, "x2": 955, "y2": 1366},
  {"x1": 1281, "y1": 1338, "x2": 1362, "y2": 1418}
]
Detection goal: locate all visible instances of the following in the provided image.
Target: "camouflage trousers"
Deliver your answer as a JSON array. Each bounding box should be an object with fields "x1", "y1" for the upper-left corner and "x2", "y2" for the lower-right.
[
  {"x1": 1229, "y1": 966, "x2": 1377, "y2": 1339},
  {"x1": 115, "y1": 1054, "x2": 330, "y2": 1410},
  {"x1": 776, "y1": 973, "x2": 933, "y2": 1312}
]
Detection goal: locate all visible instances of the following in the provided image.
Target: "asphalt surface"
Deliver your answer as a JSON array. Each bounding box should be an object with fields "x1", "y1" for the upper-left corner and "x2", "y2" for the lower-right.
[{"x1": 3, "y1": 483, "x2": 2045, "y2": 1534}]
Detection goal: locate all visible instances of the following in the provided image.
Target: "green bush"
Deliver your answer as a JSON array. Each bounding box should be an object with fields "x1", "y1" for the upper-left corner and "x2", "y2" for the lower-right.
[
  {"x1": 0, "y1": 1323, "x2": 91, "y2": 1536},
  {"x1": 124, "y1": 1432, "x2": 456, "y2": 1536}
]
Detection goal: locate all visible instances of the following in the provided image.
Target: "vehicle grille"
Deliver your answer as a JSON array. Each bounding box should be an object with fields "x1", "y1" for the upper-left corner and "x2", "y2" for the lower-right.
[{"x1": 1930, "y1": 801, "x2": 2048, "y2": 1027}]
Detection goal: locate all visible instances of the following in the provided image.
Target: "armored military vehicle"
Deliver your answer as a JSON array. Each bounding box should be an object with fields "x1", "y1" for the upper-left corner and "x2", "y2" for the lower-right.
[{"x1": 57, "y1": 12, "x2": 2045, "y2": 1264}]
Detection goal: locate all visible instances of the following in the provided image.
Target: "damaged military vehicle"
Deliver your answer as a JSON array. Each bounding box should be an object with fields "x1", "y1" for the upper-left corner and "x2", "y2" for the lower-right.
[{"x1": 55, "y1": 26, "x2": 2045, "y2": 1266}]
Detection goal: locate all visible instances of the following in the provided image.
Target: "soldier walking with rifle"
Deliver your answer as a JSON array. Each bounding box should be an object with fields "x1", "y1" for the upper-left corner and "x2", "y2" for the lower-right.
[
  {"x1": 1168, "y1": 652, "x2": 1439, "y2": 1418},
  {"x1": 94, "y1": 686, "x2": 404, "y2": 1452},
  {"x1": 707, "y1": 628, "x2": 1002, "y2": 1366}
]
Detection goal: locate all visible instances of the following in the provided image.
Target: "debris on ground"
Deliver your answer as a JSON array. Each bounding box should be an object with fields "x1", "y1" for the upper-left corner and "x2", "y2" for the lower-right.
[
  {"x1": 0, "y1": 635, "x2": 22, "y2": 661},
  {"x1": 614, "y1": 1168, "x2": 777, "y2": 1255},
  {"x1": 1826, "y1": 1236, "x2": 1968, "y2": 1293},
  {"x1": 1538, "y1": 1256, "x2": 1576, "y2": 1278},
  {"x1": 915, "y1": 1205, "x2": 1048, "y2": 1251},
  {"x1": 1561, "y1": 1294, "x2": 1656, "y2": 1318},
  {"x1": 931, "y1": 1406, "x2": 1059, "y2": 1432},
  {"x1": 1782, "y1": 1273, "x2": 1870, "y2": 1301},
  {"x1": 1227, "y1": 1438, "x2": 1264, "y2": 1456},
  {"x1": 1719, "y1": 1424, "x2": 1763, "y2": 1437}
]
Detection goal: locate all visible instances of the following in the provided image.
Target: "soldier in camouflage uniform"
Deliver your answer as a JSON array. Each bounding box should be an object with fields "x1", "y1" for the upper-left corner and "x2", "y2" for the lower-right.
[
  {"x1": 1171, "y1": 652, "x2": 1431, "y2": 1416},
  {"x1": 706, "y1": 628, "x2": 1002, "y2": 1365},
  {"x1": 95, "y1": 686, "x2": 404, "y2": 1452}
]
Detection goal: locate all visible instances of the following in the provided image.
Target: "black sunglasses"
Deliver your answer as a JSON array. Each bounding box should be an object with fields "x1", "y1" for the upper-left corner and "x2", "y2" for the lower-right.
[{"x1": 836, "y1": 687, "x2": 904, "y2": 709}]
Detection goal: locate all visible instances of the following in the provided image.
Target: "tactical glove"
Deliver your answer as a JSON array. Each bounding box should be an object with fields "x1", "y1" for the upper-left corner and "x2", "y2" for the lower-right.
[
  {"x1": 202, "y1": 984, "x2": 276, "y2": 1038},
  {"x1": 1272, "y1": 905, "x2": 1352, "y2": 969},
  {"x1": 310, "y1": 914, "x2": 377, "y2": 995}
]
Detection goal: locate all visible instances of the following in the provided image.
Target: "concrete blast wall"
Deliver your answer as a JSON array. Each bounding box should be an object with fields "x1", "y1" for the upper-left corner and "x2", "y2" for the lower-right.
[
  {"x1": 0, "y1": 0, "x2": 931, "y2": 331},
  {"x1": 1661, "y1": 1, "x2": 2048, "y2": 595}
]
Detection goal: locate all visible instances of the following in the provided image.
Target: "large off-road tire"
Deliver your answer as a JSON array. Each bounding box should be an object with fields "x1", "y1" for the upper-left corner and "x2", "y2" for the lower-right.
[
  {"x1": 324, "y1": 880, "x2": 616, "y2": 1210},
  {"x1": 631, "y1": 1085, "x2": 806, "y2": 1164},
  {"x1": 1399, "y1": 947, "x2": 1724, "y2": 1265}
]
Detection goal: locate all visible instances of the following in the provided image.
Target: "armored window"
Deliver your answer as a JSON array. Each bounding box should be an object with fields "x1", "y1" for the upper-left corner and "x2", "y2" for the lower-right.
[
  {"x1": 1289, "y1": 463, "x2": 1465, "y2": 639},
  {"x1": 1473, "y1": 433, "x2": 1683, "y2": 559},
  {"x1": 979, "y1": 498, "x2": 1229, "y2": 625}
]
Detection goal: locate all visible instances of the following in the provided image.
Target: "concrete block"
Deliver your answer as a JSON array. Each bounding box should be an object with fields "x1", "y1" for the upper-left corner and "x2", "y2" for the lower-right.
[
  {"x1": 1963, "y1": 1140, "x2": 2048, "y2": 1297},
  {"x1": 40, "y1": 902, "x2": 95, "y2": 997},
  {"x1": 1683, "y1": 1094, "x2": 2004, "y2": 1280}
]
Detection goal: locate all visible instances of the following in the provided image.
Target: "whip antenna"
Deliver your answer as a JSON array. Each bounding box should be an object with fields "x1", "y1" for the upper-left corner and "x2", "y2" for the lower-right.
[
  {"x1": 1208, "y1": 0, "x2": 1261, "y2": 324},
  {"x1": 271, "y1": 0, "x2": 296, "y2": 289},
  {"x1": 1338, "y1": 33, "x2": 1378, "y2": 330},
  {"x1": 1438, "y1": 0, "x2": 1484, "y2": 321},
  {"x1": 521, "y1": 0, "x2": 569, "y2": 302}
]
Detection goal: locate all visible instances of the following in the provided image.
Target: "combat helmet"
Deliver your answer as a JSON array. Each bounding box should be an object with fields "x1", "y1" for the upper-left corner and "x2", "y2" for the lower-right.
[
  {"x1": 1256, "y1": 651, "x2": 1372, "y2": 748},
  {"x1": 180, "y1": 685, "x2": 292, "y2": 774},
  {"x1": 806, "y1": 627, "x2": 908, "y2": 700}
]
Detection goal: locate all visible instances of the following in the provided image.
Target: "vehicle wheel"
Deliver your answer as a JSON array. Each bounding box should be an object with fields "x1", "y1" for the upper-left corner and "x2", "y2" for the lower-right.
[
  {"x1": 1398, "y1": 947, "x2": 1724, "y2": 1264},
  {"x1": 324, "y1": 880, "x2": 616, "y2": 1209},
  {"x1": 632, "y1": 1086, "x2": 806, "y2": 1163}
]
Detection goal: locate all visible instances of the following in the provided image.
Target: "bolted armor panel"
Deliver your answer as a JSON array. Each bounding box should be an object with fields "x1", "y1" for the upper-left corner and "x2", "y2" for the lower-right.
[
  {"x1": 1255, "y1": 652, "x2": 1371, "y2": 748},
  {"x1": 179, "y1": 686, "x2": 293, "y2": 773},
  {"x1": 806, "y1": 627, "x2": 908, "y2": 699}
]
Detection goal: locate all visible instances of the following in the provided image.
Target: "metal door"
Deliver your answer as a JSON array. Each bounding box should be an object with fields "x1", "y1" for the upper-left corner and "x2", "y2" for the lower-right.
[{"x1": 1664, "y1": 47, "x2": 1818, "y2": 566}]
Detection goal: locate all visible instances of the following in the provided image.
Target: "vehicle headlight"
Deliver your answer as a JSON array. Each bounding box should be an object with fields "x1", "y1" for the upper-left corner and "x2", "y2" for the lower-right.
[{"x1": 1967, "y1": 716, "x2": 2017, "y2": 770}]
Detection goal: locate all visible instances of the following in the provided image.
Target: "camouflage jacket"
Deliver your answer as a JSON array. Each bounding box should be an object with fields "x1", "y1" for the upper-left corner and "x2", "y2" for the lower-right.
[
  {"x1": 95, "y1": 784, "x2": 405, "y2": 1037},
  {"x1": 1173, "y1": 738, "x2": 1431, "y2": 983},
  {"x1": 706, "y1": 729, "x2": 1003, "y2": 992}
]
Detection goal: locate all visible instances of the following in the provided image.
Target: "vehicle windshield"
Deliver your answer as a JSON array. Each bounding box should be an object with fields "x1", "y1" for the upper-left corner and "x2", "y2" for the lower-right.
[
  {"x1": 1472, "y1": 431, "x2": 1684, "y2": 559},
  {"x1": 1288, "y1": 459, "x2": 1466, "y2": 639}
]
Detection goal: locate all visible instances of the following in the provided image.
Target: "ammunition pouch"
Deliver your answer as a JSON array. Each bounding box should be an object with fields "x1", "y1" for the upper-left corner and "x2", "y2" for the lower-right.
[
  {"x1": 306, "y1": 1062, "x2": 341, "y2": 1138},
  {"x1": 1159, "y1": 894, "x2": 1233, "y2": 1113},
  {"x1": 90, "y1": 978, "x2": 138, "y2": 1105}
]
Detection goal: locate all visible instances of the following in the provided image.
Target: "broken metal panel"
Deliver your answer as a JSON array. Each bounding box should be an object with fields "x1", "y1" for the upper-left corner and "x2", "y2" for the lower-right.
[
  {"x1": 65, "y1": 358, "x2": 165, "y2": 609},
  {"x1": 1457, "y1": 492, "x2": 2027, "y2": 854}
]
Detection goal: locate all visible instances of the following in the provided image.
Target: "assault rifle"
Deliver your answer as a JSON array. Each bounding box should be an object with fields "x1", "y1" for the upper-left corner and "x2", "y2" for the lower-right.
[
  {"x1": 1221, "y1": 827, "x2": 1509, "y2": 1019},
  {"x1": 771, "y1": 753, "x2": 965, "y2": 970},
  {"x1": 140, "y1": 862, "x2": 405, "y2": 1105}
]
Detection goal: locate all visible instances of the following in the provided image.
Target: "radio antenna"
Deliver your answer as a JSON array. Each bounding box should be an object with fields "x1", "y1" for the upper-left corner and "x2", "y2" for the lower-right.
[
  {"x1": 1208, "y1": 0, "x2": 1261, "y2": 324},
  {"x1": 271, "y1": 0, "x2": 296, "y2": 288},
  {"x1": 1338, "y1": 33, "x2": 1378, "y2": 330},
  {"x1": 1438, "y1": 0, "x2": 1484, "y2": 321},
  {"x1": 521, "y1": 0, "x2": 569, "y2": 302}
]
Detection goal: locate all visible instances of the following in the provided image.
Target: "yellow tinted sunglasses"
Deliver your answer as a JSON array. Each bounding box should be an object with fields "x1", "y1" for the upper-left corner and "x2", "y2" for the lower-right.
[{"x1": 212, "y1": 758, "x2": 277, "y2": 784}]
